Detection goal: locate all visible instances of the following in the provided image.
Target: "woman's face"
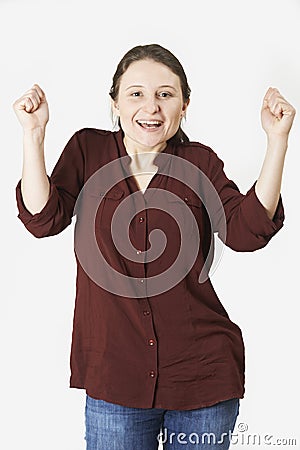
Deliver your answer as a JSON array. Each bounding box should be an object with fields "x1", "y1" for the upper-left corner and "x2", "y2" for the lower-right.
[{"x1": 113, "y1": 59, "x2": 189, "y2": 153}]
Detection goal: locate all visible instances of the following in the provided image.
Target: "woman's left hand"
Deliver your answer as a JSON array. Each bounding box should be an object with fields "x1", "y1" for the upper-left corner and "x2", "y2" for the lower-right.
[{"x1": 261, "y1": 87, "x2": 296, "y2": 138}]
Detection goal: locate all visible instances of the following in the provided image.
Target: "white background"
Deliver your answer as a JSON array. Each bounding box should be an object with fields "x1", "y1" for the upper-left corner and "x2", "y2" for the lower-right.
[{"x1": 1, "y1": 0, "x2": 299, "y2": 449}]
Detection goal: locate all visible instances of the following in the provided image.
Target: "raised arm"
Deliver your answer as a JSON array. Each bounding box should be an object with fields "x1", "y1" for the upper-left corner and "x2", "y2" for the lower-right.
[
  {"x1": 255, "y1": 87, "x2": 296, "y2": 220},
  {"x1": 13, "y1": 83, "x2": 50, "y2": 214}
]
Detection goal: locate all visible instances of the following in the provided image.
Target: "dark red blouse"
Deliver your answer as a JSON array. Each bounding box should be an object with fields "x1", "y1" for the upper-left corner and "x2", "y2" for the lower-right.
[{"x1": 15, "y1": 128, "x2": 284, "y2": 410}]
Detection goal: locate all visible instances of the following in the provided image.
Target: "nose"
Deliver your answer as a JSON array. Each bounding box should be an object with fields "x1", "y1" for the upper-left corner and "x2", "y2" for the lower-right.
[{"x1": 143, "y1": 95, "x2": 160, "y2": 114}]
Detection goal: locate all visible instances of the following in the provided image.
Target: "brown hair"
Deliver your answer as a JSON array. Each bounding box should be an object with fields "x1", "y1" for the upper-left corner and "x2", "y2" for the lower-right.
[{"x1": 109, "y1": 44, "x2": 191, "y2": 144}]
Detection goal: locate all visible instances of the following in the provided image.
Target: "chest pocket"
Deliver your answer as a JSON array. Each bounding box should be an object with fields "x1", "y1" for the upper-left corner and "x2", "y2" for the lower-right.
[
  {"x1": 182, "y1": 194, "x2": 203, "y2": 211},
  {"x1": 167, "y1": 189, "x2": 203, "y2": 213},
  {"x1": 99, "y1": 189, "x2": 124, "y2": 201},
  {"x1": 87, "y1": 187, "x2": 125, "y2": 232},
  {"x1": 162, "y1": 189, "x2": 203, "y2": 240}
]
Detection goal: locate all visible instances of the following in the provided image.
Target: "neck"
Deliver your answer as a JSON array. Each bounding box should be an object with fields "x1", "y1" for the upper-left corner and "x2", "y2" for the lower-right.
[{"x1": 123, "y1": 136, "x2": 167, "y2": 157}]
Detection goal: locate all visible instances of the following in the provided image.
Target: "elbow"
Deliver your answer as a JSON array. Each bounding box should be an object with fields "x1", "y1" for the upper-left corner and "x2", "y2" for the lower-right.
[
  {"x1": 23, "y1": 224, "x2": 53, "y2": 239},
  {"x1": 224, "y1": 235, "x2": 269, "y2": 252},
  {"x1": 22, "y1": 218, "x2": 68, "y2": 239},
  {"x1": 29, "y1": 229, "x2": 52, "y2": 239}
]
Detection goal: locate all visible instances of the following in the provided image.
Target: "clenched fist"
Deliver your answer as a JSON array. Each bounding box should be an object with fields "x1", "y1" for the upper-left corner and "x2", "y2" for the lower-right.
[
  {"x1": 261, "y1": 87, "x2": 296, "y2": 138},
  {"x1": 13, "y1": 84, "x2": 49, "y2": 131}
]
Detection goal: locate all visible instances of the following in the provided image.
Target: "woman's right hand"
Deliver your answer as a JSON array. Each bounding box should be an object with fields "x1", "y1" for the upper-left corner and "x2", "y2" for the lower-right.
[{"x1": 13, "y1": 84, "x2": 49, "y2": 131}]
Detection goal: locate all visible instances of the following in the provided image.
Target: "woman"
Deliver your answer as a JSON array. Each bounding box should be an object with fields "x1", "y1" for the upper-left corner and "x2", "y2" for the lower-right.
[{"x1": 14, "y1": 44, "x2": 295, "y2": 449}]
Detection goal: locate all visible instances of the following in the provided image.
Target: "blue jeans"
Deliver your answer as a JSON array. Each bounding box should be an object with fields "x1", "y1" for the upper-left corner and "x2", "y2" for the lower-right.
[{"x1": 85, "y1": 394, "x2": 240, "y2": 449}]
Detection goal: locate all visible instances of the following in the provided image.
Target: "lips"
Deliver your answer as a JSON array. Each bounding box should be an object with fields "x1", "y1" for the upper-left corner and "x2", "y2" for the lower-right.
[{"x1": 136, "y1": 120, "x2": 163, "y2": 129}]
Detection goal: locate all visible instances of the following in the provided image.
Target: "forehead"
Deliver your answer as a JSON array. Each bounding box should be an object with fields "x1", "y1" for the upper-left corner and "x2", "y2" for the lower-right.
[{"x1": 119, "y1": 59, "x2": 181, "y2": 89}]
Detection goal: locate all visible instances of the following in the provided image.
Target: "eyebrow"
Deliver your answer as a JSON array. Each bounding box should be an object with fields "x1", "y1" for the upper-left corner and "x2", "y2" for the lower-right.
[{"x1": 125, "y1": 84, "x2": 178, "y2": 91}]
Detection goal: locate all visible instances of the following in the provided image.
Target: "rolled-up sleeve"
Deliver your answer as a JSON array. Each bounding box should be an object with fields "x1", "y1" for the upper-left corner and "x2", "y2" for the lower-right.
[
  {"x1": 15, "y1": 130, "x2": 85, "y2": 238},
  {"x1": 208, "y1": 150, "x2": 285, "y2": 252}
]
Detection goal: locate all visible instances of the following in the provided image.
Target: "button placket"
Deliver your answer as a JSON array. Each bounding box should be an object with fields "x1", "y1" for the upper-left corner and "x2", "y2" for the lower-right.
[
  {"x1": 133, "y1": 200, "x2": 147, "y2": 279},
  {"x1": 139, "y1": 298, "x2": 158, "y2": 387},
  {"x1": 134, "y1": 206, "x2": 158, "y2": 388}
]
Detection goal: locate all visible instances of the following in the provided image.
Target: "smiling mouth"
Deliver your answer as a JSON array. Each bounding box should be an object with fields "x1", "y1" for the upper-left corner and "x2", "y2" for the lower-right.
[{"x1": 136, "y1": 120, "x2": 163, "y2": 129}]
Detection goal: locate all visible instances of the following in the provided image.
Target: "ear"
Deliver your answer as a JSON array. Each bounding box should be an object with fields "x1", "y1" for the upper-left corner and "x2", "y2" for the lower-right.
[
  {"x1": 181, "y1": 99, "x2": 190, "y2": 117},
  {"x1": 111, "y1": 99, "x2": 120, "y2": 116},
  {"x1": 181, "y1": 99, "x2": 190, "y2": 118}
]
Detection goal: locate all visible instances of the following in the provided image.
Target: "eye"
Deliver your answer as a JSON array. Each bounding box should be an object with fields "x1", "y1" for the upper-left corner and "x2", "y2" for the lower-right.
[
  {"x1": 158, "y1": 91, "x2": 172, "y2": 98},
  {"x1": 131, "y1": 91, "x2": 142, "y2": 97}
]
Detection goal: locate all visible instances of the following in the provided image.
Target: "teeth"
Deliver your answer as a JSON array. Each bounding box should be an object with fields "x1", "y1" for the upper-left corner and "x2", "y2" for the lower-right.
[{"x1": 137, "y1": 120, "x2": 161, "y2": 125}]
